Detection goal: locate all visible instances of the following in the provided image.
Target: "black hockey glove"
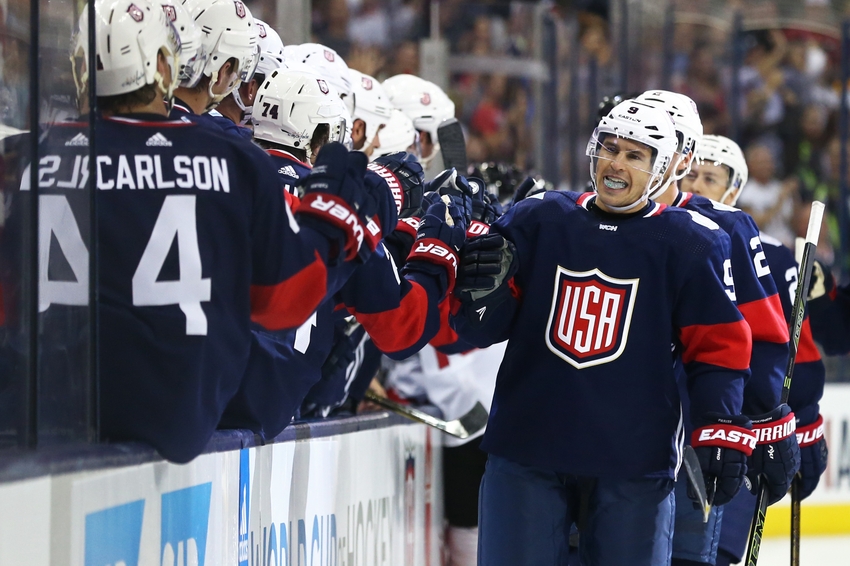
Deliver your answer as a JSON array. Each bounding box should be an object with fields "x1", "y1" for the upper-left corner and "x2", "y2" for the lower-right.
[
  {"x1": 382, "y1": 218, "x2": 419, "y2": 267},
  {"x1": 507, "y1": 176, "x2": 546, "y2": 209},
  {"x1": 401, "y1": 197, "x2": 467, "y2": 297},
  {"x1": 454, "y1": 234, "x2": 518, "y2": 327},
  {"x1": 467, "y1": 180, "x2": 502, "y2": 236},
  {"x1": 691, "y1": 413, "x2": 756, "y2": 506},
  {"x1": 796, "y1": 413, "x2": 828, "y2": 500},
  {"x1": 425, "y1": 168, "x2": 473, "y2": 225},
  {"x1": 367, "y1": 152, "x2": 425, "y2": 218},
  {"x1": 808, "y1": 259, "x2": 834, "y2": 301},
  {"x1": 297, "y1": 143, "x2": 393, "y2": 263},
  {"x1": 746, "y1": 404, "x2": 801, "y2": 505}
]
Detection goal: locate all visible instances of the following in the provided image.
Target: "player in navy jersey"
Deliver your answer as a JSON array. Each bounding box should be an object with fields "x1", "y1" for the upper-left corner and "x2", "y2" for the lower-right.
[
  {"x1": 451, "y1": 100, "x2": 754, "y2": 566},
  {"x1": 634, "y1": 92, "x2": 795, "y2": 566},
  {"x1": 806, "y1": 262, "x2": 850, "y2": 355},
  {"x1": 167, "y1": 0, "x2": 259, "y2": 134},
  {"x1": 681, "y1": 135, "x2": 827, "y2": 566},
  {"x1": 47, "y1": 0, "x2": 393, "y2": 463}
]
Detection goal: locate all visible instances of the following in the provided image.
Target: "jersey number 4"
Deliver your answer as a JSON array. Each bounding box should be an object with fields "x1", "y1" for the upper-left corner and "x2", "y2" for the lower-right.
[{"x1": 40, "y1": 194, "x2": 211, "y2": 335}]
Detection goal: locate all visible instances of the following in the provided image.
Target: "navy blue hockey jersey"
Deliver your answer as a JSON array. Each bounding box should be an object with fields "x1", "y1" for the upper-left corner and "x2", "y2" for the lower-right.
[
  {"x1": 759, "y1": 234, "x2": 825, "y2": 424},
  {"x1": 674, "y1": 192, "x2": 789, "y2": 414},
  {"x1": 452, "y1": 191, "x2": 751, "y2": 478},
  {"x1": 33, "y1": 116, "x2": 349, "y2": 462}
]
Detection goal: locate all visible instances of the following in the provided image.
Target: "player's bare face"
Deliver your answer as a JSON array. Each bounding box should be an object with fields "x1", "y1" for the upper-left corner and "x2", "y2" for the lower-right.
[
  {"x1": 594, "y1": 137, "x2": 654, "y2": 213},
  {"x1": 681, "y1": 162, "x2": 732, "y2": 204}
]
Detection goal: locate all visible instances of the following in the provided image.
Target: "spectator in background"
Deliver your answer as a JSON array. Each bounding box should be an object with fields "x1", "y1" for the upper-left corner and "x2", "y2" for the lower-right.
[
  {"x1": 313, "y1": 0, "x2": 352, "y2": 59},
  {"x1": 792, "y1": 104, "x2": 832, "y2": 202},
  {"x1": 737, "y1": 143, "x2": 798, "y2": 247},
  {"x1": 678, "y1": 43, "x2": 727, "y2": 127},
  {"x1": 349, "y1": 0, "x2": 390, "y2": 48}
]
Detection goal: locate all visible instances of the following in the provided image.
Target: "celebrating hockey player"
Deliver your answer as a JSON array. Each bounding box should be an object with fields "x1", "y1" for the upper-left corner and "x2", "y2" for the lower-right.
[
  {"x1": 53, "y1": 0, "x2": 393, "y2": 462},
  {"x1": 634, "y1": 91, "x2": 797, "y2": 566},
  {"x1": 348, "y1": 68, "x2": 393, "y2": 157},
  {"x1": 383, "y1": 74, "x2": 456, "y2": 180},
  {"x1": 681, "y1": 135, "x2": 828, "y2": 566},
  {"x1": 451, "y1": 100, "x2": 754, "y2": 566}
]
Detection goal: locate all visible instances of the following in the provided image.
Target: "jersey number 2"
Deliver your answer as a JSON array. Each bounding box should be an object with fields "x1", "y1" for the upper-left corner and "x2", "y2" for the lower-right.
[{"x1": 40, "y1": 194, "x2": 211, "y2": 336}]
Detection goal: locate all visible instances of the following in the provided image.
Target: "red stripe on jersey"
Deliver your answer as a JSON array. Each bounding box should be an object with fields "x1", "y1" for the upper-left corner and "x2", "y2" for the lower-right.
[
  {"x1": 796, "y1": 318, "x2": 822, "y2": 363},
  {"x1": 645, "y1": 202, "x2": 667, "y2": 217},
  {"x1": 350, "y1": 282, "x2": 429, "y2": 354},
  {"x1": 249, "y1": 251, "x2": 327, "y2": 330},
  {"x1": 677, "y1": 192, "x2": 694, "y2": 207},
  {"x1": 430, "y1": 298, "x2": 460, "y2": 348},
  {"x1": 678, "y1": 319, "x2": 752, "y2": 370},
  {"x1": 577, "y1": 192, "x2": 594, "y2": 208},
  {"x1": 738, "y1": 294, "x2": 789, "y2": 344}
]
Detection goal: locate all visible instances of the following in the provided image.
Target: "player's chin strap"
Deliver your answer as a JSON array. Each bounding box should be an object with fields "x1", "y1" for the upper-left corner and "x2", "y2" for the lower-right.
[
  {"x1": 596, "y1": 175, "x2": 657, "y2": 213},
  {"x1": 155, "y1": 68, "x2": 178, "y2": 115},
  {"x1": 205, "y1": 68, "x2": 241, "y2": 111},
  {"x1": 232, "y1": 88, "x2": 253, "y2": 126},
  {"x1": 649, "y1": 150, "x2": 694, "y2": 201},
  {"x1": 420, "y1": 143, "x2": 441, "y2": 168}
]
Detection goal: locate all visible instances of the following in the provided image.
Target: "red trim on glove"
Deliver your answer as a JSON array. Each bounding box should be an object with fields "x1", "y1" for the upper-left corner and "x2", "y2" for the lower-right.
[
  {"x1": 796, "y1": 414, "x2": 825, "y2": 447},
  {"x1": 692, "y1": 423, "x2": 757, "y2": 456},
  {"x1": 395, "y1": 218, "x2": 420, "y2": 238},
  {"x1": 752, "y1": 410, "x2": 796, "y2": 444},
  {"x1": 467, "y1": 220, "x2": 490, "y2": 237},
  {"x1": 298, "y1": 192, "x2": 371, "y2": 261},
  {"x1": 407, "y1": 237, "x2": 459, "y2": 293}
]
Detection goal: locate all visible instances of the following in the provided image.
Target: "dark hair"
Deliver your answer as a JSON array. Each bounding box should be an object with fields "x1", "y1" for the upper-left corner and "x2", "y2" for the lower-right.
[{"x1": 98, "y1": 83, "x2": 159, "y2": 114}]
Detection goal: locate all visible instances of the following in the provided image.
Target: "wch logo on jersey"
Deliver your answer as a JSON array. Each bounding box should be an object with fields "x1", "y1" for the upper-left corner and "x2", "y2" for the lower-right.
[
  {"x1": 545, "y1": 267, "x2": 639, "y2": 369},
  {"x1": 161, "y1": 483, "x2": 212, "y2": 566},
  {"x1": 84, "y1": 499, "x2": 145, "y2": 566}
]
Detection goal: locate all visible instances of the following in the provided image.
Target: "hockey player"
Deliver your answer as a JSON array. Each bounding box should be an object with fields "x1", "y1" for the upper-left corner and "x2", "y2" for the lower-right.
[
  {"x1": 681, "y1": 135, "x2": 828, "y2": 566},
  {"x1": 169, "y1": 0, "x2": 258, "y2": 130},
  {"x1": 382, "y1": 74, "x2": 456, "y2": 181},
  {"x1": 370, "y1": 108, "x2": 420, "y2": 160},
  {"x1": 634, "y1": 90, "x2": 796, "y2": 566},
  {"x1": 348, "y1": 68, "x2": 393, "y2": 158},
  {"x1": 210, "y1": 18, "x2": 284, "y2": 134},
  {"x1": 451, "y1": 100, "x2": 754, "y2": 566},
  {"x1": 51, "y1": 0, "x2": 393, "y2": 462}
]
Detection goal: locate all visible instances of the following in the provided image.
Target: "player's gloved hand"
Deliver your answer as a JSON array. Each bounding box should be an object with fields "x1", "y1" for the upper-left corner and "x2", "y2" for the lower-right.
[
  {"x1": 454, "y1": 233, "x2": 519, "y2": 327},
  {"x1": 507, "y1": 176, "x2": 546, "y2": 209},
  {"x1": 401, "y1": 197, "x2": 467, "y2": 296},
  {"x1": 297, "y1": 143, "x2": 388, "y2": 263},
  {"x1": 796, "y1": 413, "x2": 828, "y2": 499},
  {"x1": 746, "y1": 404, "x2": 800, "y2": 505},
  {"x1": 808, "y1": 259, "x2": 835, "y2": 301},
  {"x1": 424, "y1": 168, "x2": 473, "y2": 225},
  {"x1": 367, "y1": 152, "x2": 425, "y2": 219},
  {"x1": 467, "y1": 180, "x2": 502, "y2": 236},
  {"x1": 691, "y1": 413, "x2": 756, "y2": 506}
]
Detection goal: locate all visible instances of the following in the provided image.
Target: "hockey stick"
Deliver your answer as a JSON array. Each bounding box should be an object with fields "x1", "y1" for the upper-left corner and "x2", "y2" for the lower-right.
[
  {"x1": 743, "y1": 201, "x2": 825, "y2": 566},
  {"x1": 364, "y1": 390, "x2": 489, "y2": 439},
  {"x1": 682, "y1": 445, "x2": 712, "y2": 522},
  {"x1": 791, "y1": 476, "x2": 801, "y2": 565},
  {"x1": 437, "y1": 118, "x2": 467, "y2": 172}
]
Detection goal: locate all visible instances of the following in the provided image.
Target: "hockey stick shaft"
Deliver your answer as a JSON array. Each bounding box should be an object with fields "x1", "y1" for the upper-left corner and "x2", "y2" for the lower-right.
[
  {"x1": 791, "y1": 476, "x2": 801, "y2": 565},
  {"x1": 365, "y1": 390, "x2": 484, "y2": 439},
  {"x1": 744, "y1": 201, "x2": 824, "y2": 566}
]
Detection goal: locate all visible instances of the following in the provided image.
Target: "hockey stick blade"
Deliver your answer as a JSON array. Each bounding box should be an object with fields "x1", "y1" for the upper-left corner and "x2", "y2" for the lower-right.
[
  {"x1": 683, "y1": 445, "x2": 712, "y2": 523},
  {"x1": 364, "y1": 391, "x2": 488, "y2": 439},
  {"x1": 437, "y1": 118, "x2": 467, "y2": 172}
]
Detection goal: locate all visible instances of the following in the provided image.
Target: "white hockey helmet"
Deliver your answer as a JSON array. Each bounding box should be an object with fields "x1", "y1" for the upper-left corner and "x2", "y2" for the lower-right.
[
  {"x1": 158, "y1": 0, "x2": 207, "y2": 87},
  {"x1": 283, "y1": 43, "x2": 352, "y2": 102},
  {"x1": 636, "y1": 90, "x2": 704, "y2": 197},
  {"x1": 231, "y1": 18, "x2": 284, "y2": 119},
  {"x1": 586, "y1": 100, "x2": 678, "y2": 212},
  {"x1": 73, "y1": 0, "x2": 180, "y2": 99},
  {"x1": 348, "y1": 69, "x2": 394, "y2": 152},
  {"x1": 370, "y1": 108, "x2": 419, "y2": 160},
  {"x1": 382, "y1": 74, "x2": 455, "y2": 164},
  {"x1": 252, "y1": 62, "x2": 348, "y2": 162},
  {"x1": 695, "y1": 135, "x2": 749, "y2": 206},
  {"x1": 190, "y1": 0, "x2": 259, "y2": 105}
]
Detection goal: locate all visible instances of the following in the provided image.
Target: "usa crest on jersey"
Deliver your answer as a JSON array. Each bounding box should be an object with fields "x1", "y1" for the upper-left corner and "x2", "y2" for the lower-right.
[{"x1": 545, "y1": 267, "x2": 639, "y2": 369}]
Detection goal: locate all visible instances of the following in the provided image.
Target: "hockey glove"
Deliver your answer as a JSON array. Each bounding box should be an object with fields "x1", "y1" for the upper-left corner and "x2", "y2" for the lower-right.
[
  {"x1": 297, "y1": 143, "x2": 385, "y2": 263},
  {"x1": 467, "y1": 181, "x2": 502, "y2": 237},
  {"x1": 796, "y1": 413, "x2": 828, "y2": 500},
  {"x1": 382, "y1": 218, "x2": 420, "y2": 267},
  {"x1": 454, "y1": 234, "x2": 519, "y2": 328},
  {"x1": 508, "y1": 176, "x2": 546, "y2": 209},
  {"x1": 746, "y1": 404, "x2": 800, "y2": 505},
  {"x1": 691, "y1": 413, "x2": 756, "y2": 506},
  {"x1": 401, "y1": 198, "x2": 467, "y2": 296},
  {"x1": 425, "y1": 168, "x2": 473, "y2": 225},
  {"x1": 808, "y1": 259, "x2": 834, "y2": 301},
  {"x1": 367, "y1": 152, "x2": 425, "y2": 219}
]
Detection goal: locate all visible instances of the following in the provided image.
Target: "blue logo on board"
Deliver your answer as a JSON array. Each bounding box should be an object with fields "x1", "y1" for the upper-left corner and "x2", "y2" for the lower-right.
[
  {"x1": 238, "y1": 449, "x2": 250, "y2": 566},
  {"x1": 161, "y1": 483, "x2": 212, "y2": 566},
  {"x1": 85, "y1": 499, "x2": 145, "y2": 566}
]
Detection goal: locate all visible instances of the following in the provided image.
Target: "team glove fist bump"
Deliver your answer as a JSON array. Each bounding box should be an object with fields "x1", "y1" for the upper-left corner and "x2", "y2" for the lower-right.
[
  {"x1": 454, "y1": 233, "x2": 518, "y2": 328},
  {"x1": 691, "y1": 413, "x2": 756, "y2": 506},
  {"x1": 746, "y1": 403, "x2": 801, "y2": 505},
  {"x1": 425, "y1": 168, "x2": 474, "y2": 225}
]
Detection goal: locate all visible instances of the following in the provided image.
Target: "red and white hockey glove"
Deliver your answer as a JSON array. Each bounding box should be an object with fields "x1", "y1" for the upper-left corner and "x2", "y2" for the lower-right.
[
  {"x1": 746, "y1": 404, "x2": 800, "y2": 505},
  {"x1": 796, "y1": 413, "x2": 828, "y2": 500},
  {"x1": 401, "y1": 197, "x2": 466, "y2": 297},
  {"x1": 691, "y1": 413, "x2": 756, "y2": 506}
]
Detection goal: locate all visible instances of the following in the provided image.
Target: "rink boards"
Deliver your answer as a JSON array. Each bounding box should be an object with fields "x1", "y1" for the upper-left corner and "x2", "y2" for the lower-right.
[{"x1": 0, "y1": 420, "x2": 443, "y2": 566}]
